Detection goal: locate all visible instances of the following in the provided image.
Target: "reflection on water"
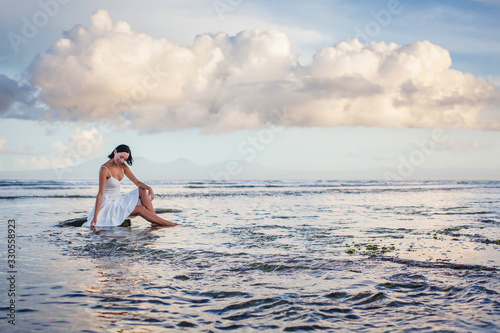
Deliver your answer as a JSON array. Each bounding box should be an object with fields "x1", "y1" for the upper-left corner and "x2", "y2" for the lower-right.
[{"x1": 0, "y1": 180, "x2": 499, "y2": 332}]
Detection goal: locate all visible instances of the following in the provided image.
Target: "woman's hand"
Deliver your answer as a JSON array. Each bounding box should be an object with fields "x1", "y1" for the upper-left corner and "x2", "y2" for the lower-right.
[
  {"x1": 90, "y1": 217, "x2": 97, "y2": 229},
  {"x1": 148, "y1": 187, "x2": 155, "y2": 201},
  {"x1": 137, "y1": 181, "x2": 155, "y2": 201}
]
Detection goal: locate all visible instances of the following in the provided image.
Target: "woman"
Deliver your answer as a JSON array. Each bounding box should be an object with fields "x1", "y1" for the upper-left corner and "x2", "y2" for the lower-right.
[{"x1": 82, "y1": 144, "x2": 178, "y2": 228}]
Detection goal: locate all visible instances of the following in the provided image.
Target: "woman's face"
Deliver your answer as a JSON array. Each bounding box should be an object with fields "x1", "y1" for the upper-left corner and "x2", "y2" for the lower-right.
[{"x1": 114, "y1": 150, "x2": 129, "y2": 165}]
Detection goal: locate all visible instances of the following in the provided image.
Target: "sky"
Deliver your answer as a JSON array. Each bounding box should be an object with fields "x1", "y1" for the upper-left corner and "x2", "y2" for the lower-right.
[{"x1": 0, "y1": 0, "x2": 499, "y2": 180}]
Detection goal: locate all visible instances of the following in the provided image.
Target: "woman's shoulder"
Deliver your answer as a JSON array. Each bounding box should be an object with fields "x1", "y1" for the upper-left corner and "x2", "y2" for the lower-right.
[{"x1": 99, "y1": 163, "x2": 111, "y2": 175}]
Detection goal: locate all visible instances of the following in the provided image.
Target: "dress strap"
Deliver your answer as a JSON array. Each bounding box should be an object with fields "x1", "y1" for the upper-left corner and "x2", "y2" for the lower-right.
[{"x1": 102, "y1": 165, "x2": 112, "y2": 177}]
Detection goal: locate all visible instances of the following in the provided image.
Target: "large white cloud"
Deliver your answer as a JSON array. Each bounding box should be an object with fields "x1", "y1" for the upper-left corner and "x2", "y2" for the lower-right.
[{"x1": 29, "y1": 9, "x2": 498, "y2": 132}]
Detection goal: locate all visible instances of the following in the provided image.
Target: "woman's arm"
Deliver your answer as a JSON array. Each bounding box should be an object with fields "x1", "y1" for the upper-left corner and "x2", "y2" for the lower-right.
[
  {"x1": 123, "y1": 164, "x2": 154, "y2": 200},
  {"x1": 90, "y1": 167, "x2": 108, "y2": 227}
]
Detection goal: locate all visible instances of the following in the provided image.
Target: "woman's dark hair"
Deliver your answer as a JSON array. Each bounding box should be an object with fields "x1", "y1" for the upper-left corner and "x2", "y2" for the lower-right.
[{"x1": 108, "y1": 144, "x2": 134, "y2": 166}]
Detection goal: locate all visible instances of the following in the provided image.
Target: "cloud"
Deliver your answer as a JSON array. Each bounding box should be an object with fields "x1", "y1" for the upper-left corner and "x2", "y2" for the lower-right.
[
  {"x1": 0, "y1": 74, "x2": 42, "y2": 119},
  {"x1": 50, "y1": 127, "x2": 107, "y2": 168},
  {"x1": 28, "y1": 9, "x2": 499, "y2": 132},
  {"x1": 0, "y1": 138, "x2": 34, "y2": 158},
  {"x1": 14, "y1": 127, "x2": 107, "y2": 171},
  {"x1": 14, "y1": 156, "x2": 52, "y2": 171},
  {"x1": 435, "y1": 139, "x2": 492, "y2": 152},
  {"x1": 0, "y1": 138, "x2": 25, "y2": 155}
]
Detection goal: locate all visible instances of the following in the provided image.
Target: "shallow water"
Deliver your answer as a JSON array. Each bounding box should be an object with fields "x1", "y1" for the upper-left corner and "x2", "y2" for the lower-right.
[{"x1": 1, "y1": 180, "x2": 499, "y2": 332}]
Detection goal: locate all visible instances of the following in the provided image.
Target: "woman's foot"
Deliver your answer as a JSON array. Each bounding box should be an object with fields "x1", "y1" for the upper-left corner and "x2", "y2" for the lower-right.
[{"x1": 152, "y1": 221, "x2": 178, "y2": 227}]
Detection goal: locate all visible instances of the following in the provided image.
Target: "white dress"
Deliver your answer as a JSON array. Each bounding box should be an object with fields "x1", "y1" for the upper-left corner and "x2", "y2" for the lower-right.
[{"x1": 82, "y1": 166, "x2": 140, "y2": 228}]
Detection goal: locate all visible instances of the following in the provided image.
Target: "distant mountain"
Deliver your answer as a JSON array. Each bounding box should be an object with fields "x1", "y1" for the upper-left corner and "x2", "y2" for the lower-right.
[{"x1": 0, "y1": 156, "x2": 499, "y2": 181}]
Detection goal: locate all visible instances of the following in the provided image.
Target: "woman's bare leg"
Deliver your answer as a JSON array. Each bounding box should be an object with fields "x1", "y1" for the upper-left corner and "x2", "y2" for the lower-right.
[{"x1": 130, "y1": 206, "x2": 178, "y2": 226}]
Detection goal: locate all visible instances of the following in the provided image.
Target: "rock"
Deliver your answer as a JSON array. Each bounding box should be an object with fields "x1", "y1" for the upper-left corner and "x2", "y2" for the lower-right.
[
  {"x1": 59, "y1": 208, "x2": 177, "y2": 227},
  {"x1": 59, "y1": 218, "x2": 131, "y2": 227}
]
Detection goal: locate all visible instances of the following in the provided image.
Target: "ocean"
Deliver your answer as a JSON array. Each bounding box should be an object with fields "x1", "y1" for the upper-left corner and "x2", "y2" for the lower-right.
[{"x1": 1, "y1": 179, "x2": 499, "y2": 332}]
